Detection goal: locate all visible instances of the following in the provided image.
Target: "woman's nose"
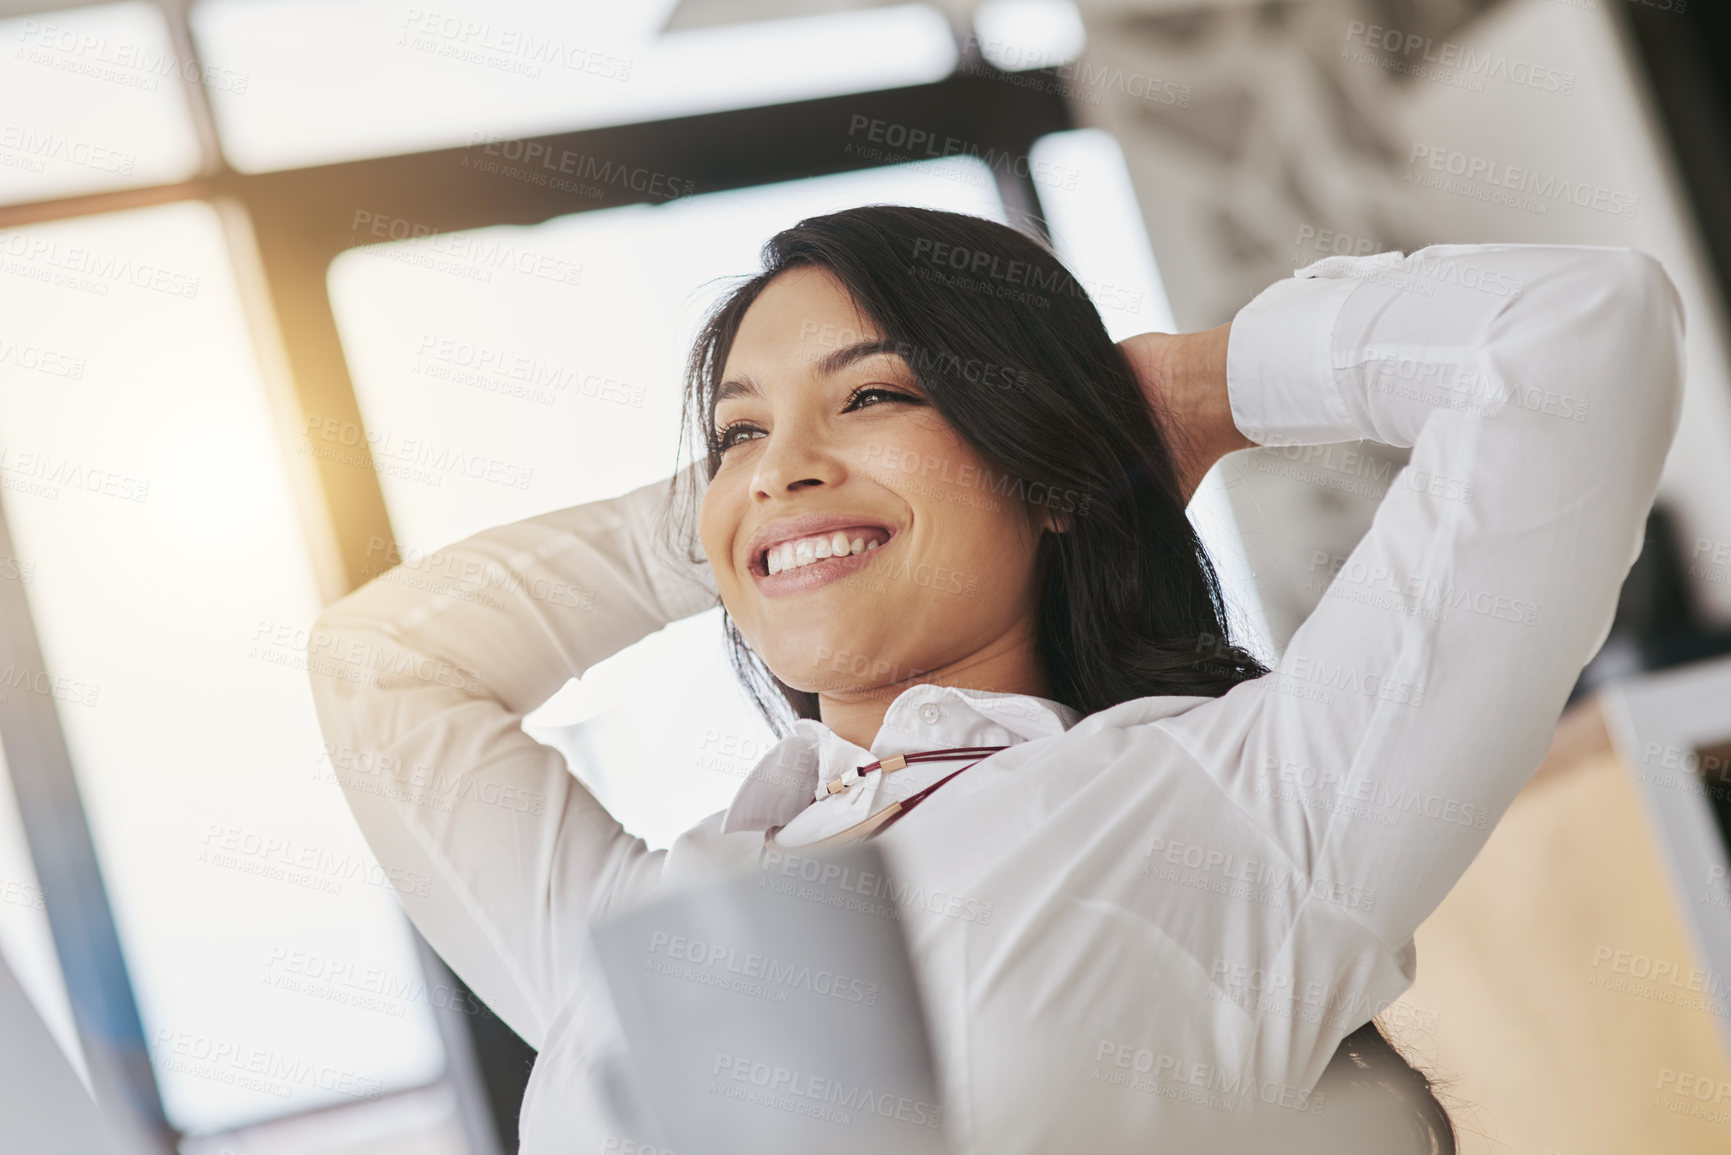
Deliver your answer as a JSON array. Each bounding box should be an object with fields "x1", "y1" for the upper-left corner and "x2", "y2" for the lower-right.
[{"x1": 751, "y1": 427, "x2": 846, "y2": 498}]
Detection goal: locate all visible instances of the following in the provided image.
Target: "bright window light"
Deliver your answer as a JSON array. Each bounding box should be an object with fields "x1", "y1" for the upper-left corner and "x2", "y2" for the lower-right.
[
  {"x1": 971, "y1": 0, "x2": 1086, "y2": 72},
  {"x1": 192, "y1": 1, "x2": 958, "y2": 173},
  {"x1": 0, "y1": 201, "x2": 447, "y2": 1135},
  {"x1": 328, "y1": 157, "x2": 1004, "y2": 849},
  {"x1": 0, "y1": 3, "x2": 203, "y2": 205}
]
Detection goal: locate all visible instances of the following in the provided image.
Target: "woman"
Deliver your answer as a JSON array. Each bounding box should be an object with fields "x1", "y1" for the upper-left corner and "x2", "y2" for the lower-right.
[{"x1": 307, "y1": 206, "x2": 1683, "y2": 1152}]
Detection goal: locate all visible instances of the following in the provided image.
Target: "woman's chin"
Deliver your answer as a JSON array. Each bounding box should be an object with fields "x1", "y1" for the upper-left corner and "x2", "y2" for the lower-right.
[{"x1": 758, "y1": 638, "x2": 920, "y2": 699}]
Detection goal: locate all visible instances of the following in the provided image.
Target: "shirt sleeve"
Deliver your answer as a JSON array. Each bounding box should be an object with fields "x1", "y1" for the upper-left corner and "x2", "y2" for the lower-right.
[
  {"x1": 1169, "y1": 242, "x2": 1684, "y2": 1009},
  {"x1": 304, "y1": 464, "x2": 719, "y2": 1049}
]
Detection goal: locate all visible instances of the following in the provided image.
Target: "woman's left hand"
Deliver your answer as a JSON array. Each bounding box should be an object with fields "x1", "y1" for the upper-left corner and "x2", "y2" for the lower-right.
[{"x1": 1118, "y1": 323, "x2": 1254, "y2": 504}]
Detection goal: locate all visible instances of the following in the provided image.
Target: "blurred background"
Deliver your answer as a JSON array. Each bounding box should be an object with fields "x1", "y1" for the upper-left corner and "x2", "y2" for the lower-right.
[{"x1": 1, "y1": 0, "x2": 1730, "y2": 1151}]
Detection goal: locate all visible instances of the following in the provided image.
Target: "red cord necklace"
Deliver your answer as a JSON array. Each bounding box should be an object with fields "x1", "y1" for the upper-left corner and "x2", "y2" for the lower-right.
[{"x1": 763, "y1": 745, "x2": 1010, "y2": 850}]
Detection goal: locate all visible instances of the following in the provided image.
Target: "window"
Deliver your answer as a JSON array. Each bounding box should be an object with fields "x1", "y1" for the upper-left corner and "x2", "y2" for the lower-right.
[
  {"x1": 193, "y1": 1, "x2": 957, "y2": 172},
  {"x1": 0, "y1": 4, "x2": 203, "y2": 205},
  {"x1": 0, "y1": 201, "x2": 445, "y2": 1135}
]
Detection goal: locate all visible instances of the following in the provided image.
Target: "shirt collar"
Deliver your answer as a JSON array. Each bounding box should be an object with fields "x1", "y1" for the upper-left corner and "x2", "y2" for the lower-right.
[{"x1": 718, "y1": 683, "x2": 1080, "y2": 835}]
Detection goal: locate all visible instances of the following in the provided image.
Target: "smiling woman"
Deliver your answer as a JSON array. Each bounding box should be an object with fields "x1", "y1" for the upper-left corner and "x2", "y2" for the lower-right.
[
  {"x1": 677, "y1": 207, "x2": 1260, "y2": 758},
  {"x1": 307, "y1": 203, "x2": 1684, "y2": 1153},
  {"x1": 664, "y1": 203, "x2": 1456, "y2": 1141}
]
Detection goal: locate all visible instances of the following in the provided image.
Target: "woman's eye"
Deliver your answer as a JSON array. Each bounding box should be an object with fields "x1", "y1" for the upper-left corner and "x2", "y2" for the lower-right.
[
  {"x1": 844, "y1": 385, "x2": 920, "y2": 411},
  {"x1": 713, "y1": 423, "x2": 765, "y2": 453}
]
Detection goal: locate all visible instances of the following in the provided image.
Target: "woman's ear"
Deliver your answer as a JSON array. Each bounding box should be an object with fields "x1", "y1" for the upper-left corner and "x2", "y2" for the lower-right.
[{"x1": 1038, "y1": 506, "x2": 1071, "y2": 535}]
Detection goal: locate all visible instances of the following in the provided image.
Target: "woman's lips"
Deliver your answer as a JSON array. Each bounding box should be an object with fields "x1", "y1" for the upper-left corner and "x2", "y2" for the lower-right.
[{"x1": 751, "y1": 529, "x2": 896, "y2": 597}]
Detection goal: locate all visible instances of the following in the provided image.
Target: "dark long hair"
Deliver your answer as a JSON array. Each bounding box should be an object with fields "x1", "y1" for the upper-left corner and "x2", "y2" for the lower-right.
[{"x1": 666, "y1": 204, "x2": 1453, "y2": 1150}]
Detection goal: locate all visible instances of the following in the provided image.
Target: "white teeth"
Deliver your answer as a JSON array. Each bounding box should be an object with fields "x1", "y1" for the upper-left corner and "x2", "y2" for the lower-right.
[{"x1": 764, "y1": 530, "x2": 887, "y2": 574}]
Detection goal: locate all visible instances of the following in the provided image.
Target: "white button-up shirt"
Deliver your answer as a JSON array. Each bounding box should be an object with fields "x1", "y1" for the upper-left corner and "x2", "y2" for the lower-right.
[{"x1": 307, "y1": 244, "x2": 1684, "y2": 1152}]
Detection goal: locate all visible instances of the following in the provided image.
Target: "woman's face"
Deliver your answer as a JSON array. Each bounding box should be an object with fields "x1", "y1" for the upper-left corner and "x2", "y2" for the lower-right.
[{"x1": 698, "y1": 266, "x2": 1049, "y2": 701}]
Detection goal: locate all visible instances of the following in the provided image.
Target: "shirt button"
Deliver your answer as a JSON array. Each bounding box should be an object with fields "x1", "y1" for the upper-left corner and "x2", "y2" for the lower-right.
[{"x1": 918, "y1": 703, "x2": 942, "y2": 725}]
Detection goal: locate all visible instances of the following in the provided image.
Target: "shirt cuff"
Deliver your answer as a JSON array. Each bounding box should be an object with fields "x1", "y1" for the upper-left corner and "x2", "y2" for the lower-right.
[{"x1": 1225, "y1": 268, "x2": 1367, "y2": 447}]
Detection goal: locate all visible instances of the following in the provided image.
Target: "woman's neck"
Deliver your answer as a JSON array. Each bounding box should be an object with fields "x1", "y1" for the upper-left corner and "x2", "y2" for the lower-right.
[{"x1": 815, "y1": 625, "x2": 1050, "y2": 751}]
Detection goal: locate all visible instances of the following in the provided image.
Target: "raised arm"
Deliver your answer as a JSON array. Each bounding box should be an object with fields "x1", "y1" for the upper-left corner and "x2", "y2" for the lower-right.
[
  {"x1": 1170, "y1": 243, "x2": 1683, "y2": 963},
  {"x1": 305, "y1": 466, "x2": 718, "y2": 1048}
]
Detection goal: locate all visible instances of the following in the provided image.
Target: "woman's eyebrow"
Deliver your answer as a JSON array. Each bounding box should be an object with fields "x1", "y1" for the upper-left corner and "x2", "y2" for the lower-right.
[
  {"x1": 816, "y1": 339, "x2": 903, "y2": 377},
  {"x1": 714, "y1": 376, "x2": 761, "y2": 405},
  {"x1": 715, "y1": 341, "x2": 908, "y2": 407}
]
